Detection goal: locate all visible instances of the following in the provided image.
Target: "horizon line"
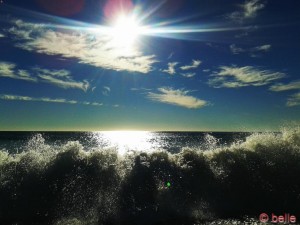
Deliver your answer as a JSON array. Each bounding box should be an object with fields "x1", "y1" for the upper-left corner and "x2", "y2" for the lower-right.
[{"x1": 0, "y1": 129, "x2": 279, "y2": 133}]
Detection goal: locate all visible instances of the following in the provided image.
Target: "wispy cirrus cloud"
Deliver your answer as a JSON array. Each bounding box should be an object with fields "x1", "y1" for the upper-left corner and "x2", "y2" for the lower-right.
[
  {"x1": 230, "y1": 44, "x2": 271, "y2": 57},
  {"x1": 287, "y1": 92, "x2": 300, "y2": 107},
  {"x1": 269, "y1": 80, "x2": 300, "y2": 107},
  {"x1": 269, "y1": 80, "x2": 300, "y2": 92},
  {"x1": 162, "y1": 62, "x2": 178, "y2": 75},
  {"x1": 7, "y1": 19, "x2": 156, "y2": 74},
  {"x1": 181, "y1": 73, "x2": 196, "y2": 78},
  {"x1": 209, "y1": 66, "x2": 285, "y2": 88},
  {"x1": 34, "y1": 67, "x2": 89, "y2": 91},
  {"x1": 229, "y1": 0, "x2": 266, "y2": 23},
  {"x1": 147, "y1": 87, "x2": 208, "y2": 109},
  {"x1": 252, "y1": 45, "x2": 271, "y2": 51},
  {"x1": 82, "y1": 101, "x2": 103, "y2": 106},
  {"x1": 0, "y1": 62, "x2": 37, "y2": 82},
  {"x1": 227, "y1": 0, "x2": 266, "y2": 37},
  {"x1": 102, "y1": 86, "x2": 111, "y2": 96},
  {"x1": 0, "y1": 94, "x2": 103, "y2": 106},
  {"x1": 162, "y1": 59, "x2": 201, "y2": 75},
  {"x1": 130, "y1": 87, "x2": 152, "y2": 92},
  {"x1": 0, "y1": 61, "x2": 89, "y2": 91},
  {"x1": 180, "y1": 60, "x2": 201, "y2": 71},
  {"x1": 0, "y1": 94, "x2": 76, "y2": 104},
  {"x1": 167, "y1": 52, "x2": 174, "y2": 60}
]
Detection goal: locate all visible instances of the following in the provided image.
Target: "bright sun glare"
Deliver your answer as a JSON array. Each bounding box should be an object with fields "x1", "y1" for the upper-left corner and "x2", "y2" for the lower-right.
[
  {"x1": 102, "y1": 131, "x2": 153, "y2": 155},
  {"x1": 110, "y1": 15, "x2": 142, "y2": 47}
]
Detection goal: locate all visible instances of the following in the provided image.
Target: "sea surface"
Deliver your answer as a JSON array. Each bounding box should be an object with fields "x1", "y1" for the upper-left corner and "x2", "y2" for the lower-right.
[
  {"x1": 0, "y1": 129, "x2": 300, "y2": 225},
  {"x1": 0, "y1": 131, "x2": 250, "y2": 154}
]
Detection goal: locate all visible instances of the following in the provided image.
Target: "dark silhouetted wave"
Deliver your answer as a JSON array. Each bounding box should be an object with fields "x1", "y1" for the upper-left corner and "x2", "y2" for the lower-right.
[{"x1": 0, "y1": 128, "x2": 300, "y2": 224}]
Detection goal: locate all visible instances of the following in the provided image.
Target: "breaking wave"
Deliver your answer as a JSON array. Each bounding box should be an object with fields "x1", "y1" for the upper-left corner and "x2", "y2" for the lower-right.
[{"x1": 1, "y1": 128, "x2": 300, "y2": 224}]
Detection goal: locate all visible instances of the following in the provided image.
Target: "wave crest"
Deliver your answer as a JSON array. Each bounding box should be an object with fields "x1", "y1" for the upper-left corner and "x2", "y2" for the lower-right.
[{"x1": 0, "y1": 128, "x2": 300, "y2": 224}]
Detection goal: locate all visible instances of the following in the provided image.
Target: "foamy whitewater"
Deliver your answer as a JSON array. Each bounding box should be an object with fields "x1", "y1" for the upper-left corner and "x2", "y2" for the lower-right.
[{"x1": 0, "y1": 128, "x2": 300, "y2": 225}]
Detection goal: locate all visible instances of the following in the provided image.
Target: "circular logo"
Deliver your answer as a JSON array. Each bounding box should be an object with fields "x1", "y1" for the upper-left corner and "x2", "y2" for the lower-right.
[{"x1": 259, "y1": 213, "x2": 269, "y2": 223}]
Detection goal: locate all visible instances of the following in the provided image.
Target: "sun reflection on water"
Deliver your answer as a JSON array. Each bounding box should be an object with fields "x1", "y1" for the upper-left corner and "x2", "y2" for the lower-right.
[{"x1": 99, "y1": 131, "x2": 157, "y2": 155}]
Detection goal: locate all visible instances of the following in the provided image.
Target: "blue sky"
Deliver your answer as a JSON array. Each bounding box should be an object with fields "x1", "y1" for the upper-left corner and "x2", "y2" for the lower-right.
[{"x1": 0, "y1": 0, "x2": 299, "y2": 131}]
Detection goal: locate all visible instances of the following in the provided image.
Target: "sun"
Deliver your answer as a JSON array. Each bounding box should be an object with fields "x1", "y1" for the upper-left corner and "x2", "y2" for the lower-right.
[{"x1": 110, "y1": 15, "x2": 142, "y2": 47}]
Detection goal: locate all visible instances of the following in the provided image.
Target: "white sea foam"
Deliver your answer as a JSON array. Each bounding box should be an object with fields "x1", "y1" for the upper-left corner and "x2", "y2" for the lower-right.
[{"x1": 0, "y1": 127, "x2": 299, "y2": 224}]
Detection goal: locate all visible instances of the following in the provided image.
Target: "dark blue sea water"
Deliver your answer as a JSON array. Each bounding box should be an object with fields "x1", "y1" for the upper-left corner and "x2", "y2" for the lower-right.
[{"x1": 0, "y1": 129, "x2": 300, "y2": 225}]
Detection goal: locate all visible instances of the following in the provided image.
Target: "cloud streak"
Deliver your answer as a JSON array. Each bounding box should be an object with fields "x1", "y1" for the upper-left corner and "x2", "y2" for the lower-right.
[
  {"x1": 229, "y1": 0, "x2": 266, "y2": 23},
  {"x1": 269, "y1": 80, "x2": 300, "y2": 92},
  {"x1": 0, "y1": 94, "x2": 102, "y2": 106},
  {"x1": 7, "y1": 19, "x2": 156, "y2": 74},
  {"x1": 34, "y1": 67, "x2": 89, "y2": 91},
  {"x1": 0, "y1": 62, "x2": 37, "y2": 82},
  {"x1": 181, "y1": 73, "x2": 196, "y2": 78},
  {"x1": 102, "y1": 86, "x2": 111, "y2": 96},
  {"x1": 230, "y1": 44, "x2": 271, "y2": 57},
  {"x1": 0, "y1": 62, "x2": 89, "y2": 91},
  {"x1": 269, "y1": 80, "x2": 300, "y2": 107},
  {"x1": 180, "y1": 60, "x2": 201, "y2": 71},
  {"x1": 147, "y1": 87, "x2": 208, "y2": 109},
  {"x1": 287, "y1": 92, "x2": 300, "y2": 107},
  {"x1": 162, "y1": 59, "x2": 201, "y2": 75},
  {"x1": 162, "y1": 62, "x2": 178, "y2": 75},
  {"x1": 209, "y1": 66, "x2": 285, "y2": 88}
]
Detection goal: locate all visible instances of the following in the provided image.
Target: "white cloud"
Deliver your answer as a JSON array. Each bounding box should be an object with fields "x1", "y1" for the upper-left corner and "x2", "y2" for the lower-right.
[
  {"x1": 8, "y1": 19, "x2": 43, "y2": 40},
  {"x1": 181, "y1": 73, "x2": 196, "y2": 78},
  {"x1": 82, "y1": 101, "x2": 103, "y2": 106},
  {"x1": 34, "y1": 68, "x2": 70, "y2": 77},
  {"x1": 180, "y1": 60, "x2": 202, "y2": 71},
  {"x1": 162, "y1": 62, "x2": 178, "y2": 75},
  {"x1": 230, "y1": 44, "x2": 271, "y2": 56},
  {"x1": 34, "y1": 67, "x2": 89, "y2": 91},
  {"x1": 0, "y1": 62, "x2": 15, "y2": 76},
  {"x1": 230, "y1": 44, "x2": 246, "y2": 54},
  {"x1": 161, "y1": 59, "x2": 203, "y2": 76},
  {"x1": 102, "y1": 86, "x2": 111, "y2": 96},
  {"x1": 209, "y1": 66, "x2": 285, "y2": 88},
  {"x1": 270, "y1": 81, "x2": 300, "y2": 92},
  {"x1": 0, "y1": 62, "x2": 37, "y2": 82},
  {"x1": 39, "y1": 74, "x2": 89, "y2": 91},
  {"x1": 243, "y1": 0, "x2": 266, "y2": 18},
  {"x1": 287, "y1": 93, "x2": 300, "y2": 107},
  {"x1": 131, "y1": 87, "x2": 152, "y2": 92},
  {"x1": 0, "y1": 62, "x2": 89, "y2": 91},
  {"x1": 0, "y1": 34, "x2": 5, "y2": 38},
  {"x1": 147, "y1": 87, "x2": 208, "y2": 109},
  {"x1": 167, "y1": 52, "x2": 174, "y2": 59},
  {"x1": 269, "y1": 80, "x2": 300, "y2": 107},
  {"x1": 0, "y1": 94, "x2": 77, "y2": 104},
  {"x1": 91, "y1": 102, "x2": 103, "y2": 106},
  {"x1": 229, "y1": 0, "x2": 266, "y2": 23},
  {"x1": 0, "y1": 94, "x2": 102, "y2": 106},
  {"x1": 7, "y1": 20, "x2": 156, "y2": 74},
  {"x1": 252, "y1": 44, "x2": 271, "y2": 51}
]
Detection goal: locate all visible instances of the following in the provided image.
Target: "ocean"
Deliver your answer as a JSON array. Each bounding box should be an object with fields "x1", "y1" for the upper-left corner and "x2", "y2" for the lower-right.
[{"x1": 0, "y1": 129, "x2": 299, "y2": 225}]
